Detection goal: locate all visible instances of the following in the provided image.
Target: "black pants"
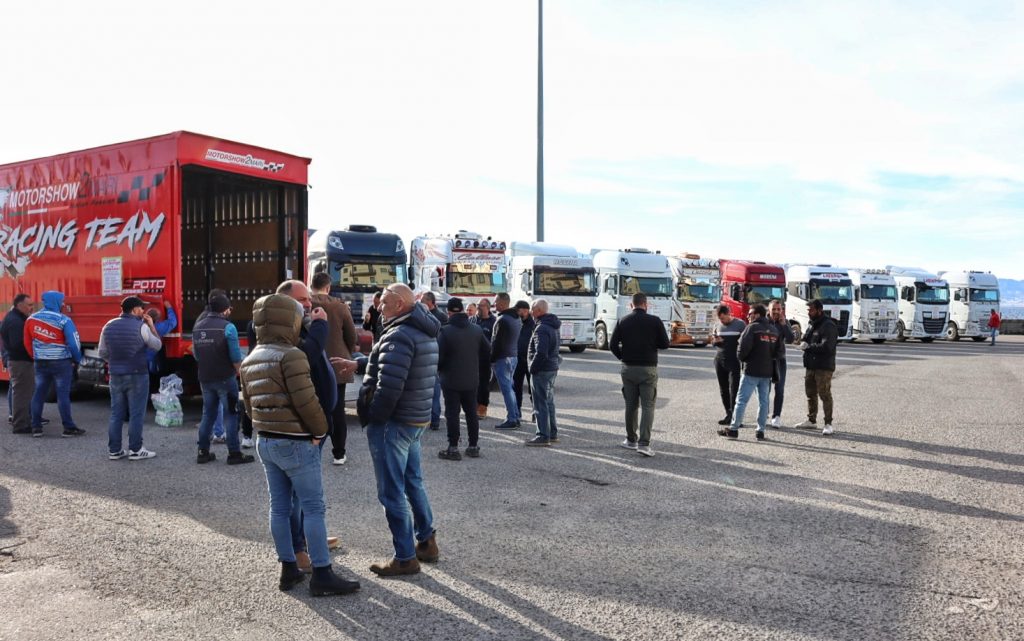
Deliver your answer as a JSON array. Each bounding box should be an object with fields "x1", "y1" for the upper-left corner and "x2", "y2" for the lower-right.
[
  {"x1": 239, "y1": 398, "x2": 253, "y2": 439},
  {"x1": 329, "y1": 383, "x2": 347, "y2": 459},
  {"x1": 715, "y1": 358, "x2": 741, "y2": 418},
  {"x1": 443, "y1": 387, "x2": 479, "y2": 448},
  {"x1": 477, "y1": 360, "x2": 491, "y2": 408},
  {"x1": 513, "y1": 357, "x2": 531, "y2": 411},
  {"x1": 772, "y1": 359, "x2": 787, "y2": 418}
]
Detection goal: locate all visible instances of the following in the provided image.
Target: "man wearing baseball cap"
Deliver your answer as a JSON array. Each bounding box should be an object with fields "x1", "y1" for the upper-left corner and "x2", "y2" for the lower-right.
[{"x1": 98, "y1": 296, "x2": 163, "y2": 460}]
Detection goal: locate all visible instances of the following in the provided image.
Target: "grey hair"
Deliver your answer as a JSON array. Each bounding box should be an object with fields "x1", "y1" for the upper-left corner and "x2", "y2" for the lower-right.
[{"x1": 531, "y1": 299, "x2": 549, "y2": 314}]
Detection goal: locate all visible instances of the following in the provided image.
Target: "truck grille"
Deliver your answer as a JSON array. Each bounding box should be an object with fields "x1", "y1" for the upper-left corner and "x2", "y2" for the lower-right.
[
  {"x1": 826, "y1": 310, "x2": 850, "y2": 337},
  {"x1": 923, "y1": 317, "x2": 945, "y2": 334},
  {"x1": 869, "y1": 319, "x2": 892, "y2": 334}
]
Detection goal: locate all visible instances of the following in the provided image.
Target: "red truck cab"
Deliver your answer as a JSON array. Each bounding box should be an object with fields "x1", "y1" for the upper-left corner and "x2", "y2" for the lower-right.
[
  {"x1": 0, "y1": 131, "x2": 310, "y2": 389},
  {"x1": 719, "y1": 259, "x2": 787, "y2": 318}
]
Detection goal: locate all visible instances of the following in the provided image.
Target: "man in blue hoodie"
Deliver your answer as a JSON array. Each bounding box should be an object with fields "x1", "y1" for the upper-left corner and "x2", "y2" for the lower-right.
[
  {"x1": 525, "y1": 299, "x2": 561, "y2": 447},
  {"x1": 24, "y1": 291, "x2": 83, "y2": 437}
]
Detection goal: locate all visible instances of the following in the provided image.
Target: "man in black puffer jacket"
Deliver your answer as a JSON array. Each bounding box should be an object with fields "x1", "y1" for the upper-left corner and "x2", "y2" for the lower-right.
[
  {"x1": 525, "y1": 300, "x2": 561, "y2": 446},
  {"x1": 359, "y1": 284, "x2": 440, "y2": 578},
  {"x1": 718, "y1": 304, "x2": 780, "y2": 441},
  {"x1": 436, "y1": 297, "x2": 489, "y2": 461}
]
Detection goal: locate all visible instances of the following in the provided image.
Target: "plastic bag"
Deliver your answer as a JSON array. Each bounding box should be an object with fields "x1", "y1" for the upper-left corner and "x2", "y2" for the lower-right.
[{"x1": 151, "y1": 374, "x2": 184, "y2": 427}]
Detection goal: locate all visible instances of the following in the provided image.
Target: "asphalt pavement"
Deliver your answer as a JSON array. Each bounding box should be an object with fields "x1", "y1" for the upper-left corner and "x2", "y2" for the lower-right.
[{"x1": 1, "y1": 336, "x2": 1022, "y2": 641}]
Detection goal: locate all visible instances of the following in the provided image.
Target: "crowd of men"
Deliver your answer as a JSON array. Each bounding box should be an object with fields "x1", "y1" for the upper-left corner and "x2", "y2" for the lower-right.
[{"x1": 0, "y1": 280, "x2": 842, "y2": 598}]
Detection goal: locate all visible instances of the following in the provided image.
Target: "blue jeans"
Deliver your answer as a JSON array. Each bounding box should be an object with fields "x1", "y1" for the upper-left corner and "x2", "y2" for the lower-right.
[
  {"x1": 213, "y1": 405, "x2": 225, "y2": 438},
  {"x1": 290, "y1": 437, "x2": 327, "y2": 553},
  {"x1": 367, "y1": 421, "x2": 434, "y2": 561},
  {"x1": 31, "y1": 359, "x2": 76, "y2": 429},
  {"x1": 257, "y1": 437, "x2": 330, "y2": 567},
  {"x1": 991, "y1": 328, "x2": 998, "y2": 345},
  {"x1": 731, "y1": 373, "x2": 772, "y2": 431},
  {"x1": 492, "y1": 356, "x2": 520, "y2": 422},
  {"x1": 430, "y1": 378, "x2": 442, "y2": 428},
  {"x1": 197, "y1": 377, "x2": 240, "y2": 452},
  {"x1": 532, "y1": 370, "x2": 557, "y2": 439},
  {"x1": 108, "y1": 373, "x2": 149, "y2": 453}
]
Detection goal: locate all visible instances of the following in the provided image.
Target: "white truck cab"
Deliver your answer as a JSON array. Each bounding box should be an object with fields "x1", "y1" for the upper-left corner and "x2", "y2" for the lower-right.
[
  {"x1": 409, "y1": 231, "x2": 508, "y2": 306},
  {"x1": 667, "y1": 254, "x2": 720, "y2": 347},
  {"x1": 785, "y1": 265, "x2": 855, "y2": 340},
  {"x1": 847, "y1": 269, "x2": 899, "y2": 343},
  {"x1": 507, "y1": 241, "x2": 597, "y2": 353},
  {"x1": 937, "y1": 270, "x2": 1000, "y2": 341},
  {"x1": 886, "y1": 267, "x2": 950, "y2": 342},
  {"x1": 591, "y1": 248, "x2": 674, "y2": 350}
]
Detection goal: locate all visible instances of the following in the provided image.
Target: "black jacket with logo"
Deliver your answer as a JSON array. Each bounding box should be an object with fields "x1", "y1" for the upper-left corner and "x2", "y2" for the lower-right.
[
  {"x1": 802, "y1": 315, "x2": 838, "y2": 372},
  {"x1": 738, "y1": 316, "x2": 781, "y2": 378}
]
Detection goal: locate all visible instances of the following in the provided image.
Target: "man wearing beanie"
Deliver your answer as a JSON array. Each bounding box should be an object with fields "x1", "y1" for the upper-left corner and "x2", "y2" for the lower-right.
[{"x1": 98, "y1": 296, "x2": 163, "y2": 460}]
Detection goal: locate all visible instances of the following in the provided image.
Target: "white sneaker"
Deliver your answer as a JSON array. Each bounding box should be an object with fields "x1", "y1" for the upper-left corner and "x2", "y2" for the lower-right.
[
  {"x1": 332, "y1": 456, "x2": 347, "y2": 466},
  {"x1": 109, "y1": 449, "x2": 127, "y2": 460},
  {"x1": 212, "y1": 435, "x2": 227, "y2": 444},
  {"x1": 241, "y1": 437, "x2": 254, "y2": 449},
  {"x1": 620, "y1": 439, "x2": 638, "y2": 450},
  {"x1": 637, "y1": 444, "x2": 654, "y2": 457},
  {"x1": 128, "y1": 448, "x2": 157, "y2": 460},
  {"x1": 794, "y1": 420, "x2": 817, "y2": 429},
  {"x1": 822, "y1": 424, "x2": 834, "y2": 436},
  {"x1": 769, "y1": 416, "x2": 782, "y2": 429}
]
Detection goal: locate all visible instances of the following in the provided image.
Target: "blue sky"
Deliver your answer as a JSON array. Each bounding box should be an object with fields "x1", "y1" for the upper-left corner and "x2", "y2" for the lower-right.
[{"x1": 1, "y1": 0, "x2": 1022, "y2": 278}]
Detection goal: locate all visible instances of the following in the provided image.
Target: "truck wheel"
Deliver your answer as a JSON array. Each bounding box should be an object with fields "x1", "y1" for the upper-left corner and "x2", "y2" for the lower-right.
[
  {"x1": 971, "y1": 336, "x2": 986, "y2": 342},
  {"x1": 896, "y1": 321, "x2": 907, "y2": 342},
  {"x1": 871, "y1": 338, "x2": 886, "y2": 344},
  {"x1": 921, "y1": 337, "x2": 935, "y2": 343},
  {"x1": 568, "y1": 345, "x2": 587, "y2": 354},
  {"x1": 595, "y1": 324, "x2": 609, "y2": 350},
  {"x1": 946, "y1": 322, "x2": 960, "y2": 341}
]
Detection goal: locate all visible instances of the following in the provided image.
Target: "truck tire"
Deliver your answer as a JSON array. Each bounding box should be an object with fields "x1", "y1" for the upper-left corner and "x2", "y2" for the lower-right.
[
  {"x1": 568, "y1": 345, "x2": 587, "y2": 354},
  {"x1": 971, "y1": 336, "x2": 987, "y2": 342},
  {"x1": 946, "y1": 322, "x2": 960, "y2": 341},
  {"x1": 595, "y1": 323, "x2": 609, "y2": 351},
  {"x1": 896, "y1": 321, "x2": 908, "y2": 342},
  {"x1": 871, "y1": 338, "x2": 886, "y2": 344}
]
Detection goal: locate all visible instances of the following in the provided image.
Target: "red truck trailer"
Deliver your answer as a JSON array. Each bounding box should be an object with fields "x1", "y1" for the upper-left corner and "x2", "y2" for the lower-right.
[
  {"x1": 719, "y1": 259, "x2": 787, "y2": 319},
  {"x1": 0, "y1": 131, "x2": 310, "y2": 389}
]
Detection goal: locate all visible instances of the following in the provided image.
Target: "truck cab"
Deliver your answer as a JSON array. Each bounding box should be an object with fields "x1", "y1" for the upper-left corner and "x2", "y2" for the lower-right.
[
  {"x1": 507, "y1": 241, "x2": 597, "y2": 352},
  {"x1": 307, "y1": 225, "x2": 407, "y2": 351},
  {"x1": 937, "y1": 270, "x2": 1000, "y2": 341},
  {"x1": 409, "y1": 231, "x2": 507, "y2": 306},
  {"x1": 719, "y1": 259, "x2": 787, "y2": 320},
  {"x1": 785, "y1": 265, "x2": 855, "y2": 340},
  {"x1": 848, "y1": 269, "x2": 899, "y2": 343},
  {"x1": 886, "y1": 267, "x2": 950, "y2": 342},
  {"x1": 591, "y1": 249, "x2": 674, "y2": 350},
  {"x1": 667, "y1": 254, "x2": 720, "y2": 347}
]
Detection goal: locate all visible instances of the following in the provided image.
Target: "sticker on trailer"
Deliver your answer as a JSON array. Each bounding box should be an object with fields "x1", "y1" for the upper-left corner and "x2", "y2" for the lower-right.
[{"x1": 102, "y1": 257, "x2": 123, "y2": 296}]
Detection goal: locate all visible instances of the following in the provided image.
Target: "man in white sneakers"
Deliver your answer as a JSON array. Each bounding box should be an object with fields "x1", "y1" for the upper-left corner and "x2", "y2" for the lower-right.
[{"x1": 794, "y1": 300, "x2": 839, "y2": 435}]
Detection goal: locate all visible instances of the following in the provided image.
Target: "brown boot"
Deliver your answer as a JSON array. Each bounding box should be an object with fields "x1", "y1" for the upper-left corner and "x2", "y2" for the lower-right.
[
  {"x1": 477, "y1": 404, "x2": 487, "y2": 419},
  {"x1": 295, "y1": 551, "x2": 313, "y2": 574},
  {"x1": 370, "y1": 557, "x2": 421, "y2": 577},
  {"x1": 416, "y1": 532, "x2": 439, "y2": 563}
]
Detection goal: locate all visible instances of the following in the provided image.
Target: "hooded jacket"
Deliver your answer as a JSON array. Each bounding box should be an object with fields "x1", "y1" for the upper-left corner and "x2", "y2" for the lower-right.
[
  {"x1": 437, "y1": 312, "x2": 489, "y2": 391},
  {"x1": 528, "y1": 313, "x2": 561, "y2": 374},
  {"x1": 737, "y1": 316, "x2": 781, "y2": 378},
  {"x1": 802, "y1": 314, "x2": 838, "y2": 372},
  {"x1": 361, "y1": 302, "x2": 441, "y2": 425},
  {"x1": 240, "y1": 295, "x2": 328, "y2": 438},
  {"x1": 24, "y1": 291, "x2": 82, "y2": 363}
]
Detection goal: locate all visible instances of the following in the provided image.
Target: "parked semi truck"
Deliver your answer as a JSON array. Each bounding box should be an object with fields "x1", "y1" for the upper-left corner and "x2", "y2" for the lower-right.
[
  {"x1": 886, "y1": 267, "x2": 950, "y2": 342},
  {"x1": 847, "y1": 269, "x2": 900, "y2": 343},
  {"x1": 785, "y1": 265, "x2": 855, "y2": 340},
  {"x1": 307, "y1": 225, "x2": 406, "y2": 351},
  {"x1": 409, "y1": 231, "x2": 507, "y2": 305},
  {"x1": 937, "y1": 270, "x2": 1000, "y2": 341},
  {"x1": 719, "y1": 259, "x2": 787, "y2": 320},
  {"x1": 667, "y1": 254, "x2": 719, "y2": 347},
  {"x1": 0, "y1": 131, "x2": 310, "y2": 388},
  {"x1": 506, "y1": 241, "x2": 596, "y2": 352},
  {"x1": 591, "y1": 248, "x2": 673, "y2": 350}
]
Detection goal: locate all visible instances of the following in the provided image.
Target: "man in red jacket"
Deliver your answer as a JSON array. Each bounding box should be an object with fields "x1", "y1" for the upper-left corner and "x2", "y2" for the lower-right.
[{"x1": 987, "y1": 309, "x2": 1001, "y2": 346}]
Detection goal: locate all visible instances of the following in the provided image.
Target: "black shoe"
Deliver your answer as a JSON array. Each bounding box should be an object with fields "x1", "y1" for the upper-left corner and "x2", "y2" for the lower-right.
[
  {"x1": 755, "y1": 430, "x2": 766, "y2": 441},
  {"x1": 717, "y1": 416, "x2": 732, "y2": 426},
  {"x1": 549, "y1": 435, "x2": 559, "y2": 444},
  {"x1": 41, "y1": 418, "x2": 51, "y2": 426},
  {"x1": 227, "y1": 451, "x2": 255, "y2": 465},
  {"x1": 495, "y1": 420, "x2": 521, "y2": 430},
  {"x1": 32, "y1": 429, "x2": 43, "y2": 438},
  {"x1": 62, "y1": 427, "x2": 86, "y2": 437},
  {"x1": 279, "y1": 561, "x2": 306, "y2": 592},
  {"x1": 310, "y1": 565, "x2": 361, "y2": 596},
  {"x1": 717, "y1": 428, "x2": 739, "y2": 439},
  {"x1": 12, "y1": 428, "x2": 32, "y2": 435},
  {"x1": 525, "y1": 436, "x2": 551, "y2": 447},
  {"x1": 197, "y1": 449, "x2": 217, "y2": 464},
  {"x1": 464, "y1": 446, "x2": 480, "y2": 458},
  {"x1": 438, "y1": 447, "x2": 462, "y2": 461},
  {"x1": 429, "y1": 423, "x2": 440, "y2": 431}
]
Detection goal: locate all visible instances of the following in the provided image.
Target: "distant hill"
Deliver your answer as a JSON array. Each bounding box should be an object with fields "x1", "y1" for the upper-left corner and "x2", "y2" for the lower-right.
[{"x1": 999, "y1": 278, "x2": 1024, "y2": 303}]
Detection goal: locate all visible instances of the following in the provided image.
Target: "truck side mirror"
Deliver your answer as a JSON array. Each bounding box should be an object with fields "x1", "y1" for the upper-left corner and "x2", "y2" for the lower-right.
[{"x1": 854, "y1": 289, "x2": 860, "y2": 302}]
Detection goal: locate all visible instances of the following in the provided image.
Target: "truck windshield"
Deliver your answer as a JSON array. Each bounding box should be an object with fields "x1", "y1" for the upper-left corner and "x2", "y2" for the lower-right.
[
  {"x1": 621, "y1": 277, "x2": 673, "y2": 297},
  {"x1": 534, "y1": 268, "x2": 596, "y2": 296},
  {"x1": 861, "y1": 284, "x2": 897, "y2": 301},
  {"x1": 745, "y1": 285, "x2": 786, "y2": 304},
  {"x1": 811, "y1": 280, "x2": 854, "y2": 304},
  {"x1": 969, "y1": 288, "x2": 999, "y2": 303},
  {"x1": 916, "y1": 284, "x2": 949, "y2": 304},
  {"x1": 331, "y1": 262, "x2": 407, "y2": 292},
  {"x1": 447, "y1": 269, "x2": 506, "y2": 296},
  {"x1": 677, "y1": 283, "x2": 720, "y2": 302}
]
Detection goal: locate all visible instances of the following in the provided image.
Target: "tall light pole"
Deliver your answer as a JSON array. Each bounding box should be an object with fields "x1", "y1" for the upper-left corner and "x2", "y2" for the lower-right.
[{"x1": 536, "y1": 0, "x2": 545, "y2": 242}]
